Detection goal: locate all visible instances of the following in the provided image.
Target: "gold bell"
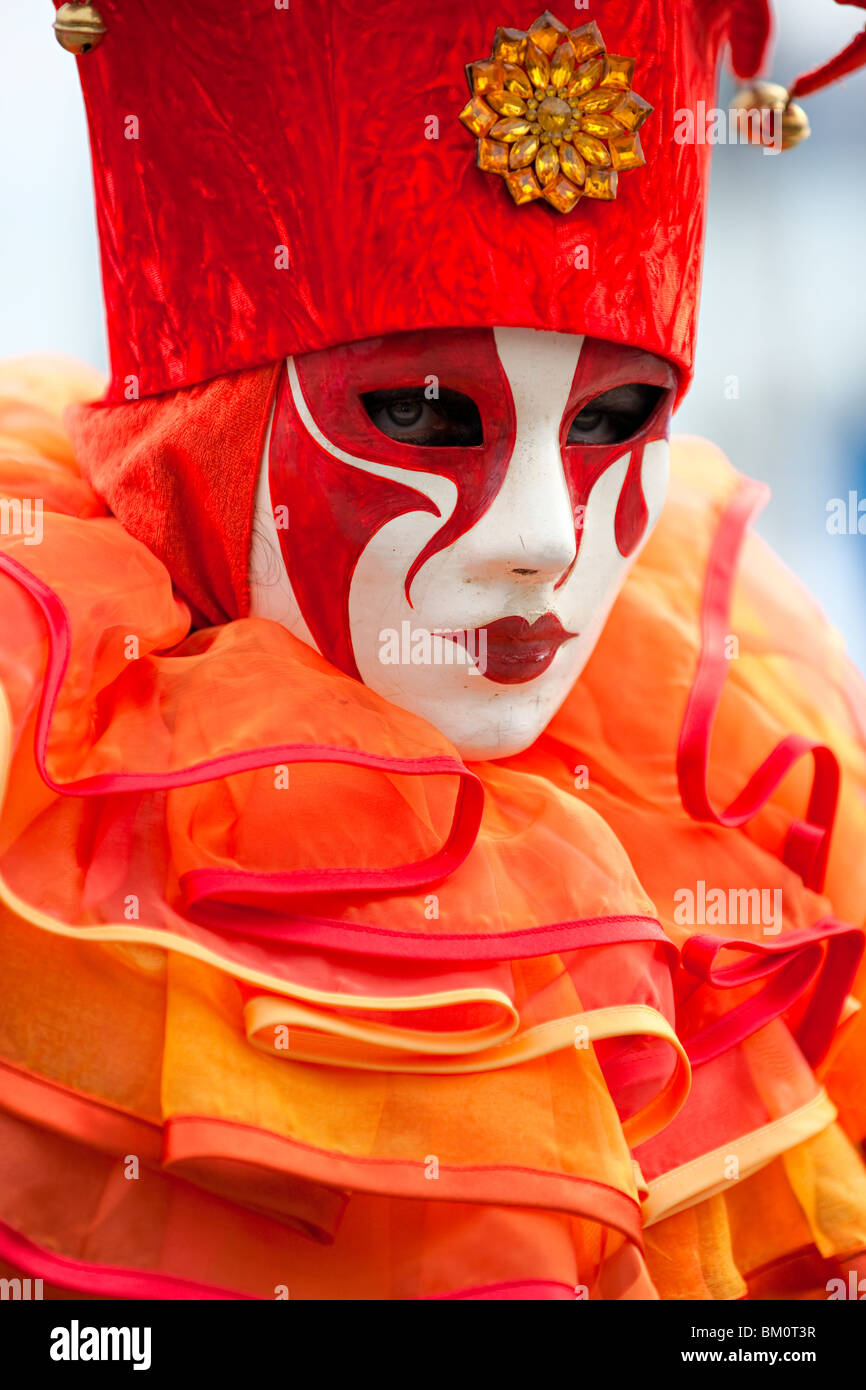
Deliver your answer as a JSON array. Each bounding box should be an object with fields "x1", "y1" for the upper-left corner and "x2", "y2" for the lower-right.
[
  {"x1": 779, "y1": 101, "x2": 811, "y2": 151},
  {"x1": 730, "y1": 81, "x2": 810, "y2": 151},
  {"x1": 53, "y1": 2, "x2": 107, "y2": 55}
]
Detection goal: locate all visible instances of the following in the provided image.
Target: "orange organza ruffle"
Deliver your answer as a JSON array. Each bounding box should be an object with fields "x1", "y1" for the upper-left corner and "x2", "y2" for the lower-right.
[{"x1": 1, "y1": 358, "x2": 866, "y2": 1299}]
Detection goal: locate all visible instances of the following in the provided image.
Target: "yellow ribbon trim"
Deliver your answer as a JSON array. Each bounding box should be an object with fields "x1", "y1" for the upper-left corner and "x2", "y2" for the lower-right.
[
  {"x1": 641, "y1": 1088, "x2": 837, "y2": 1226},
  {"x1": 244, "y1": 993, "x2": 521, "y2": 1058},
  {"x1": 246, "y1": 995, "x2": 691, "y2": 1146}
]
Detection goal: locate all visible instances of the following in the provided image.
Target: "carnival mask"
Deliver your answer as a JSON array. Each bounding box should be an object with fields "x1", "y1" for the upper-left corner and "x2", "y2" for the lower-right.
[{"x1": 249, "y1": 327, "x2": 676, "y2": 760}]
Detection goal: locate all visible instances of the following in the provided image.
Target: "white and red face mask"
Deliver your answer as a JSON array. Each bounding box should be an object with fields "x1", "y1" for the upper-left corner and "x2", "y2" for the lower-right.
[{"x1": 249, "y1": 327, "x2": 676, "y2": 760}]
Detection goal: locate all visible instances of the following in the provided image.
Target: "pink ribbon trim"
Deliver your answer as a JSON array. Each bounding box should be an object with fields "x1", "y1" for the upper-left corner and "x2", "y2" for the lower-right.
[{"x1": 0, "y1": 1219, "x2": 254, "y2": 1300}]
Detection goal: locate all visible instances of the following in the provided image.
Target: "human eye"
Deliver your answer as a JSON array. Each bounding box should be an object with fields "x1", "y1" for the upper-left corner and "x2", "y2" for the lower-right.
[
  {"x1": 567, "y1": 383, "x2": 665, "y2": 445},
  {"x1": 362, "y1": 388, "x2": 483, "y2": 446}
]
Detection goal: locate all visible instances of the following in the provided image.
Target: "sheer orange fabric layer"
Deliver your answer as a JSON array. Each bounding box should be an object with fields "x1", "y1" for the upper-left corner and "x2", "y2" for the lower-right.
[{"x1": 0, "y1": 361, "x2": 865, "y2": 1299}]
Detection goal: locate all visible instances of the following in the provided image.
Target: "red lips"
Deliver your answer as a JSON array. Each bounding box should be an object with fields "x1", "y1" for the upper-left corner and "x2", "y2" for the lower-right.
[{"x1": 452, "y1": 613, "x2": 578, "y2": 685}]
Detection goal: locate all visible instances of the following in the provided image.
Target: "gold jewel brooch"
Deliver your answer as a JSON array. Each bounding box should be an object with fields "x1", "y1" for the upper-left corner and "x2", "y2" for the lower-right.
[{"x1": 459, "y1": 11, "x2": 652, "y2": 212}]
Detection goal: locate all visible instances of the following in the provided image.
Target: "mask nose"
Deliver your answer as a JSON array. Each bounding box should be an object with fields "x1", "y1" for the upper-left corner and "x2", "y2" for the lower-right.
[
  {"x1": 413, "y1": 327, "x2": 584, "y2": 596},
  {"x1": 471, "y1": 325, "x2": 583, "y2": 586},
  {"x1": 458, "y1": 429, "x2": 578, "y2": 585}
]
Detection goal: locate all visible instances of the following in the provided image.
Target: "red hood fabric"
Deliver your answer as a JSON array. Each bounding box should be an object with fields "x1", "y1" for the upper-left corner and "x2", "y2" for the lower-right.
[{"x1": 67, "y1": 365, "x2": 280, "y2": 625}]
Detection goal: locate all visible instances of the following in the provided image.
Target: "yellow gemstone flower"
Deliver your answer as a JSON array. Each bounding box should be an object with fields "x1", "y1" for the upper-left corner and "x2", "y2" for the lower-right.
[{"x1": 459, "y1": 11, "x2": 652, "y2": 213}]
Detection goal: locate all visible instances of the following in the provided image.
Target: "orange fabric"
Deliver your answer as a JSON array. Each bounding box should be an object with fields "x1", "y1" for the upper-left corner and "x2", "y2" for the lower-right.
[
  {"x1": 0, "y1": 1106, "x2": 637, "y2": 1300},
  {"x1": 2, "y1": 360, "x2": 866, "y2": 1299},
  {"x1": 644, "y1": 1195, "x2": 746, "y2": 1301},
  {"x1": 523, "y1": 437, "x2": 866, "y2": 945}
]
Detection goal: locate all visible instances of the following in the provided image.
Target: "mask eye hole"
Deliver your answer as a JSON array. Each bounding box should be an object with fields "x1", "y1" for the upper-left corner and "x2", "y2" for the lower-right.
[
  {"x1": 566, "y1": 383, "x2": 666, "y2": 446},
  {"x1": 362, "y1": 388, "x2": 483, "y2": 447}
]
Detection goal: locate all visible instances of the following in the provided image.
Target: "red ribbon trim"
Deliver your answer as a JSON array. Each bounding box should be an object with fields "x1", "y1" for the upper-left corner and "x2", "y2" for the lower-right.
[
  {"x1": 0, "y1": 548, "x2": 483, "y2": 898},
  {"x1": 180, "y1": 907, "x2": 677, "y2": 964},
  {"x1": 681, "y1": 918, "x2": 863, "y2": 1066},
  {"x1": 677, "y1": 475, "x2": 840, "y2": 893}
]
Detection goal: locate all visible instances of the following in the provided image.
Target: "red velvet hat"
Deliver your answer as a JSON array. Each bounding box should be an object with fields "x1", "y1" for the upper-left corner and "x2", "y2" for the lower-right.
[
  {"x1": 50, "y1": 0, "x2": 786, "y2": 402},
  {"x1": 52, "y1": 1, "x2": 866, "y2": 403},
  {"x1": 55, "y1": 0, "x2": 866, "y2": 625}
]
